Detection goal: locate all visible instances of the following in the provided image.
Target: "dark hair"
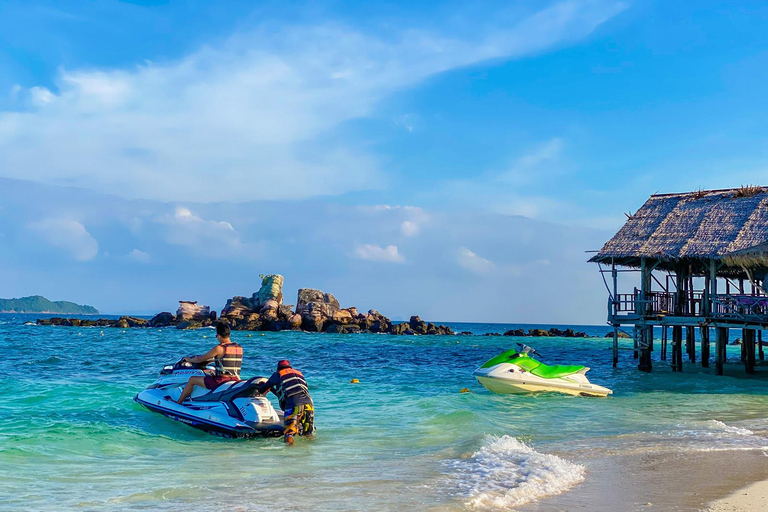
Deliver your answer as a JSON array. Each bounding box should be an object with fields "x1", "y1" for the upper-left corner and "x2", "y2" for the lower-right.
[{"x1": 216, "y1": 321, "x2": 231, "y2": 338}]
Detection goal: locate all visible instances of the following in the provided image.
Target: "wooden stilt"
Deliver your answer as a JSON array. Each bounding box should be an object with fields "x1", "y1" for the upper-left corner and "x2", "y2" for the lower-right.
[
  {"x1": 612, "y1": 327, "x2": 619, "y2": 368},
  {"x1": 746, "y1": 329, "x2": 756, "y2": 374},
  {"x1": 661, "y1": 326, "x2": 668, "y2": 361},
  {"x1": 638, "y1": 326, "x2": 652, "y2": 372},
  {"x1": 686, "y1": 326, "x2": 696, "y2": 363},
  {"x1": 760, "y1": 330, "x2": 764, "y2": 362},
  {"x1": 716, "y1": 327, "x2": 727, "y2": 375},
  {"x1": 633, "y1": 325, "x2": 639, "y2": 360},
  {"x1": 741, "y1": 329, "x2": 747, "y2": 363},
  {"x1": 701, "y1": 326, "x2": 710, "y2": 368},
  {"x1": 672, "y1": 326, "x2": 683, "y2": 372}
]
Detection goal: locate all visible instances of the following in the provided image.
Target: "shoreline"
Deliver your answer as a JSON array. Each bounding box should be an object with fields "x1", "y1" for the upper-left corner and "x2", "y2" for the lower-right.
[
  {"x1": 707, "y1": 479, "x2": 768, "y2": 512},
  {"x1": 520, "y1": 449, "x2": 768, "y2": 512}
]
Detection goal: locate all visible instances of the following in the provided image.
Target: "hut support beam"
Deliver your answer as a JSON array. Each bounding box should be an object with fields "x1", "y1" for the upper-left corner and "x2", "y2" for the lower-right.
[
  {"x1": 745, "y1": 329, "x2": 756, "y2": 374},
  {"x1": 612, "y1": 259, "x2": 619, "y2": 368},
  {"x1": 672, "y1": 326, "x2": 683, "y2": 372},
  {"x1": 638, "y1": 326, "x2": 652, "y2": 372},
  {"x1": 701, "y1": 327, "x2": 710, "y2": 368},
  {"x1": 759, "y1": 330, "x2": 764, "y2": 362},
  {"x1": 661, "y1": 326, "x2": 668, "y2": 360},
  {"x1": 686, "y1": 326, "x2": 696, "y2": 363},
  {"x1": 716, "y1": 327, "x2": 727, "y2": 375}
]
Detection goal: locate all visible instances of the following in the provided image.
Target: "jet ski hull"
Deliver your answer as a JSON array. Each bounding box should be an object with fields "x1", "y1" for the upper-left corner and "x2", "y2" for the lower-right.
[
  {"x1": 474, "y1": 363, "x2": 612, "y2": 397},
  {"x1": 135, "y1": 367, "x2": 285, "y2": 438}
]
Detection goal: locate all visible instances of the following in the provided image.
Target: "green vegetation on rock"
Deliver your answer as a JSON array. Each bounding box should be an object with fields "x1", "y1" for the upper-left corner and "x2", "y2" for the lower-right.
[{"x1": 0, "y1": 295, "x2": 98, "y2": 314}]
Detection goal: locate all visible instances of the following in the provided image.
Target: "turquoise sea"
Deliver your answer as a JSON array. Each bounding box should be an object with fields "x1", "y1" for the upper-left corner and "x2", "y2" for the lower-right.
[{"x1": 1, "y1": 315, "x2": 767, "y2": 511}]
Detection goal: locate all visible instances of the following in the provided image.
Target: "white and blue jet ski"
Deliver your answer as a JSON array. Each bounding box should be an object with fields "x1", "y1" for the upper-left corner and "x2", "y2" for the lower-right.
[{"x1": 135, "y1": 359, "x2": 285, "y2": 438}]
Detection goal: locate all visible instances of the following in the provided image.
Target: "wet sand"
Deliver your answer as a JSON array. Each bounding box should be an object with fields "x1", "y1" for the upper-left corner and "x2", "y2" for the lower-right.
[
  {"x1": 707, "y1": 479, "x2": 768, "y2": 512},
  {"x1": 520, "y1": 450, "x2": 768, "y2": 512}
]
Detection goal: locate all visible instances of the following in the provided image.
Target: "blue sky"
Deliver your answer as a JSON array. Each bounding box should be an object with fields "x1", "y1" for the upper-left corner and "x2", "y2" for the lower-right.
[{"x1": 1, "y1": 1, "x2": 767, "y2": 323}]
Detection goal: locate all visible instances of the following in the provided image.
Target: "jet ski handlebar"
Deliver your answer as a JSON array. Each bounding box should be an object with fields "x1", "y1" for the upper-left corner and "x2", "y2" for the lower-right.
[{"x1": 516, "y1": 343, "x2": 539, "y2": 355}]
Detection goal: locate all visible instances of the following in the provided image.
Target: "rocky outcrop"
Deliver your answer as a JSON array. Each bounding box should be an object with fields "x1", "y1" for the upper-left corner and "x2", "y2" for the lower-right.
[
  {"x1": 500, "y1": 327, "x2": 590, "y2": 337},
  {"x1": 37, "y1": 316, "x2": 147, "y2": 328},
  {"x1": 604, "y1": 331, "x2": 632, "y2": 339},
  {"x1": 38, "y1": 273, "x2": 455, "y2": 336},
  {"x1": 150, "y1": 312, "x2": 175, "y2": 327},
  {"x1": 218, "y1": 278, "x2": 452, "y2": 335},
  {"x1": 176, "y1": 301, "x2": 211, "y2": 321}
]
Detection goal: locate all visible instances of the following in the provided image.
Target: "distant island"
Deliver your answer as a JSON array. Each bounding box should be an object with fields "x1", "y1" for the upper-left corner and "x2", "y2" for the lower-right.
[{"x1": 0, "y1": 295, "x2": 99, "y2": 315}]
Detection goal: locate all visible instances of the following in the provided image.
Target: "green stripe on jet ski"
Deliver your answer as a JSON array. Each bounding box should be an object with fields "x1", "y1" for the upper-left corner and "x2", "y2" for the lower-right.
[{"x1": 480, "y1": 348, "x2": 585, "y2": 378}]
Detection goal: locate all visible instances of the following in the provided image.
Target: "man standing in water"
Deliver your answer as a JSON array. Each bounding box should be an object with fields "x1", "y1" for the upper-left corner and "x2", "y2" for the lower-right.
[
  {"x1": 176, "y1": 322, "x2": 242, "y2": 404},
  {"x1": 257, "y1": 360, "x2": 314, "y2": 445}
]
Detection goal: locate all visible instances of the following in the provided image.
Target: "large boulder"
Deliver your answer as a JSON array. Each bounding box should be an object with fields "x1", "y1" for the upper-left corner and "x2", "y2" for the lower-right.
[
  {"x1": 253, "y1": 274, "x2": 284, "y2": 320},
  {"x1": 296, "y1": 288, "x2": 341, "y2": 332},
  {"x1": 176, "y1": 301, "x2": 211, "y2": 322},
  {"x1": 150, "y1": 312, "x2": 175, "y2": 327}
]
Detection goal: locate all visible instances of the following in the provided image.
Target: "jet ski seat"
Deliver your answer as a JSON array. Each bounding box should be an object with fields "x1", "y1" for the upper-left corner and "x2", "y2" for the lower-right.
[
  {"x1": 191, "y1": 377, "x2": 268, "y2": 402},
  {"x1": 529, "y1": 363, "x2": 585, "y2": 379}
]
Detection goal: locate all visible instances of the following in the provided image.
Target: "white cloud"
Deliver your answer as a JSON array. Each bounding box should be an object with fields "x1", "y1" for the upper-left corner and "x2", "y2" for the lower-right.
[
  {"x1": 401, "y1": 220, "x2": 420, "y2": 237},
  {"x1": 29, "y1": 218, "x2": 99, "y2": 261},
  {"x1": 159, "y1": 206, "x2": 240, "y2": 248},
  {"x1": 354, "y1": 244, "x2": 405, "y2": 263},
  {"x1": 0, "y1": 2, "x2": 625, "y2": 202},
  {"x1": 125, "y1": 248, "x2": 151, "y2": 263},
  {"x1": 500, "y1": 137, "x2": 565, "y2": 186},
  {"x1": 457, "y1": 247, "x2": 495, "y2": 274}
]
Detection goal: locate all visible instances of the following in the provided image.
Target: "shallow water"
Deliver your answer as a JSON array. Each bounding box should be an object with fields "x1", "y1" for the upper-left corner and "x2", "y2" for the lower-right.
[{"x1": 1, "y1": 315, "x2": 766, "y2": 511}]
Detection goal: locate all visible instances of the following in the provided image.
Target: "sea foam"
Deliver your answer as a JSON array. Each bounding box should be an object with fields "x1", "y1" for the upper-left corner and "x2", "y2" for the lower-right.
[{"x1": 448, "y1": 435, "x2": 585, "y2": 510}]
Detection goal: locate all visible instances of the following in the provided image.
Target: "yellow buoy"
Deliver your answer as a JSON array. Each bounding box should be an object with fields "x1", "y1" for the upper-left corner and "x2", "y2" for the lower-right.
[
  {"x1": 203, "y1": 335, "x2": 207, "y2": 338},
  {"x1": 100, "y1": 331, "x2": 104, "y2": 336},
  {"x1": 78, "y1": 333, "x2": 82, "y2": 336},
  {"x1": 261, "y1": 333, "x2": 265, "y2": 336},
  {"x1": 122, "y1": 330, "x2": 126, "y2": 333},
  {"x1": 460, "y1": 388, "x2": 470, "y2": 393},
  {"x1": 247, "y1": 334, "x2": 252, "y2": 337},
  {"x1": 351, "y1": 379, "x2": 360, "y2": 384}
]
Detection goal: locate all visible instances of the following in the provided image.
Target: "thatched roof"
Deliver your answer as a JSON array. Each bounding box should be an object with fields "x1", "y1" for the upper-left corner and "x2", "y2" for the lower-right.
[{"x1": 590, "y1": 187, "x2": 768, "y2": 273}]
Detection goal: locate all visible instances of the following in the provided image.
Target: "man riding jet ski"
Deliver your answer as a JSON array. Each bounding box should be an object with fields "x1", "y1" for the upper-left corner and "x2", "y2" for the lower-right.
[
  {"x1": 473, "y1": 344, "x2": 612, "y2": 397},
  {"x1": 135, "y1": 322, "x2": 284, "y2": 438}
]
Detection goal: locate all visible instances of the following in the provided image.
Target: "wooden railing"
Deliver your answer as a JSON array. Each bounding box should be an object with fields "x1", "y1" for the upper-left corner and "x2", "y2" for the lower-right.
[{"x1": 614, "y1": 290, "x2": 704, "y2": 316}]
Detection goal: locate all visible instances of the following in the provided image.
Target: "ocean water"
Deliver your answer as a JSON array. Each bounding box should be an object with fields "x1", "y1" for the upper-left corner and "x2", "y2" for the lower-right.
[{"x1": 1, "y1": 315, "x2": 767, "y2": 511}]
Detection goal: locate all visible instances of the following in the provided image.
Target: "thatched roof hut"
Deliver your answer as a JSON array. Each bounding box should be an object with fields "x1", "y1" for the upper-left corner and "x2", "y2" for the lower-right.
[{"x1": 590, "y1": 187, "x2": 768, "y2": 275}]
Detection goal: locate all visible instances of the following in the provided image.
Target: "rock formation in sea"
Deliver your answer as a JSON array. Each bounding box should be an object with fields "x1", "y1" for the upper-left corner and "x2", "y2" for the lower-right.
[
  {"x1": 218, "y1": 275, "x2": 453, "y2": 335},
  {"x1": 37, "y1": 273, "x2": 454, "y2": 335}
]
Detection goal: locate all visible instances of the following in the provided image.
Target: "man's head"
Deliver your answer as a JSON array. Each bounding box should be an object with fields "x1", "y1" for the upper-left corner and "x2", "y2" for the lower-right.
[
  {"x1": 277, "y1": 360, "x2": 291, "y2": 370},
  {"x1": 216, "y1": 321, "x2": 231, "y2": 341}
]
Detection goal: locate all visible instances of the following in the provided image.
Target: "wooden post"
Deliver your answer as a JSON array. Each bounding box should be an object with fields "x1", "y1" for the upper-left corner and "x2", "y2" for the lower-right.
[
  {"x1": 745, "y1": 329, "x2": 756, "y2": 374},
  {"x1": 741, "y1": 329, "x2": 747, "y2": 363},
  {"x1": 716, "y1": 327, "x2": 727, "y2": 375},
  {"x1": 638, "y1": 326, "x2": 652, "y2": 372},
  {"x1": 686, "y1": 326, "x2": 696, "y2": 363},
  {"x1": 633, "y1": 325, "x2": 639, "y2": 360},
  {"x1": 672, "y1": 325, "x2": 683, "y2": 372},
  {"x1": 701, "y1": 326, "x2": 710, "y2": 368},
  {"x1": 710, "y1": 259, "x2": 718, "y2": 317},
  {"x1": 760, "y1": 330, "x2": 765, "y2": 362},
  {"x1": 661, "y1": 326, "x2": 668, "y2": 361},
  {"x1": 612, "y1": 259, "x2": 619, "y2": 368}
]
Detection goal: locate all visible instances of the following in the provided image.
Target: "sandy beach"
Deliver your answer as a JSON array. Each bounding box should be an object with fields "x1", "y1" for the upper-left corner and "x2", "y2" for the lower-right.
[
  {"x1": 707, "y1": 479, "x2": 768, "y2": 512},
  {"x1": 521, "y1": 450, "x2": 768, "y2": 512}
]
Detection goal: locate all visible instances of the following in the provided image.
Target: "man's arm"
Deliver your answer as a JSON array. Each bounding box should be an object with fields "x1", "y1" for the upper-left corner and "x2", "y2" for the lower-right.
[
  {"x1": 257, "y1": 372, "x2": 279, "y2": 394},
  {"x1": 184, "y1": 345, "x2": 224, "y2": 364}
]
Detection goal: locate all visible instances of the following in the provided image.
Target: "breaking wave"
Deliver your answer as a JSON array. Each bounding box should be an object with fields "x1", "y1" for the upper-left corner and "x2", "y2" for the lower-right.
[{"x1": 447, "y1": 435, "x2": 585, "y2": 510}]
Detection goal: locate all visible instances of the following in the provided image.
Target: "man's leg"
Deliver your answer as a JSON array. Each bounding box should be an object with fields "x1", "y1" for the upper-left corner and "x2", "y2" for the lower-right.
[
  {"x1": 177, "y1": 376, "x2": 206, "y2": 404},
  {"x1": 283, "y1": 405, "x2": 304, "y2": 444}
]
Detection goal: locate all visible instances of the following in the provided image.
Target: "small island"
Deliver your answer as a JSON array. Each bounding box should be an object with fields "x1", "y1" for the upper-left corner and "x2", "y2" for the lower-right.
[{"x1": 0, "y1": 295, "x2": 99, "y2": 315}]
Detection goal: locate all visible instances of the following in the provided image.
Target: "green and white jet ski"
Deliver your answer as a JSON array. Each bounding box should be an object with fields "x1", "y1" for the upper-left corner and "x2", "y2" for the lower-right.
[{"x1": 473, "y1": 344, "x2": 612, "y2": 397}]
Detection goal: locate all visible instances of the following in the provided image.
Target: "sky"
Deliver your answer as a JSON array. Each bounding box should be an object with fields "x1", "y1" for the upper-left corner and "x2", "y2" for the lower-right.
[{"x1": 1, "y1": 0, "x2": 768, "y2": 323}]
